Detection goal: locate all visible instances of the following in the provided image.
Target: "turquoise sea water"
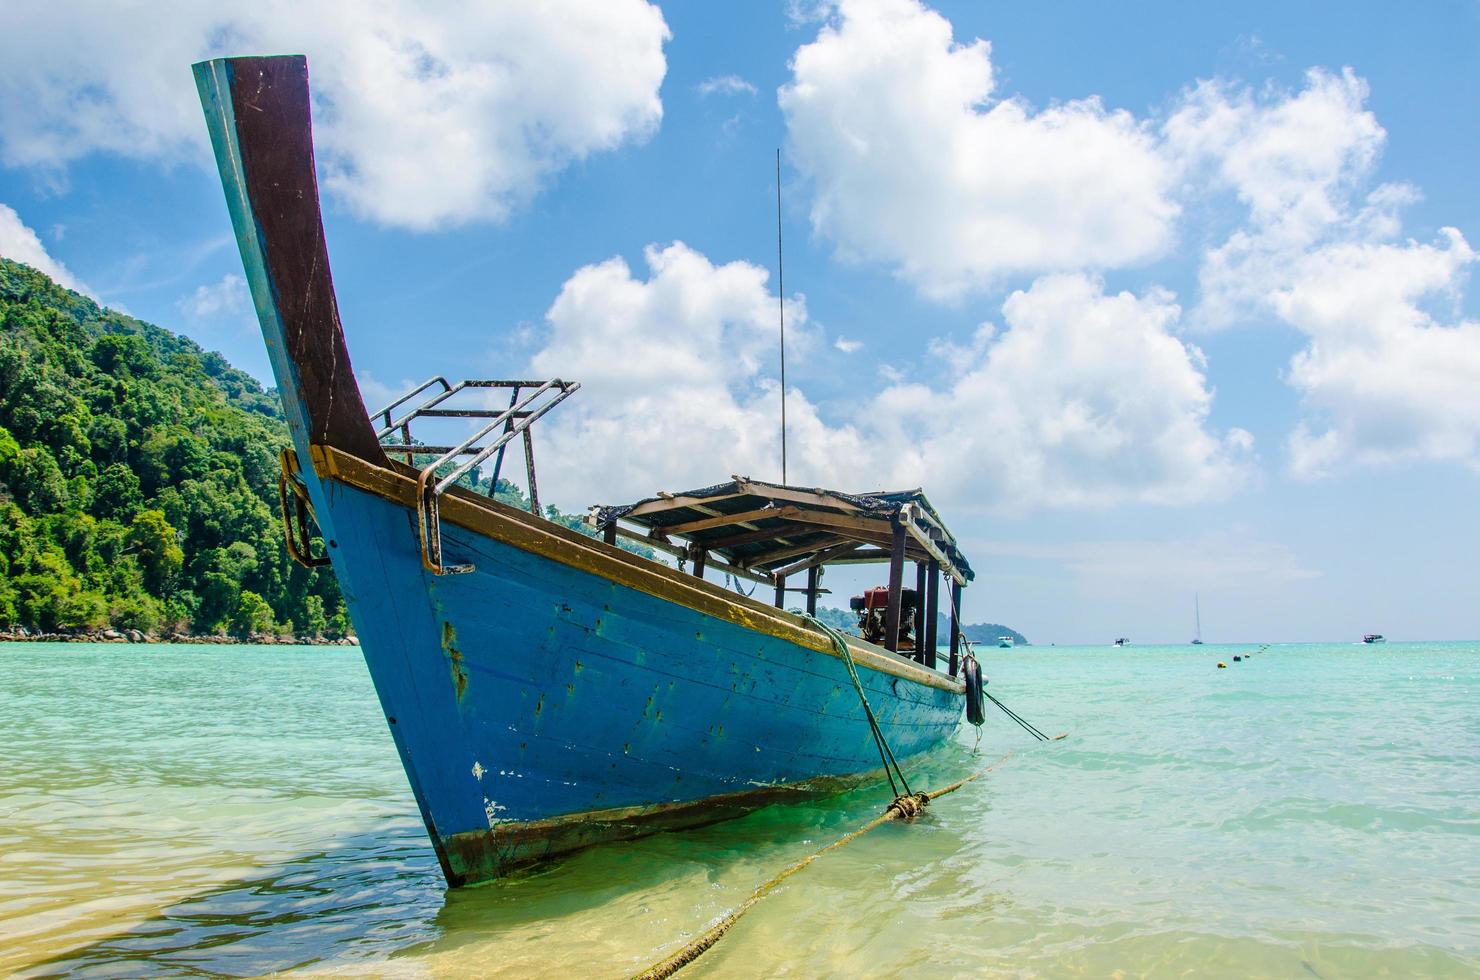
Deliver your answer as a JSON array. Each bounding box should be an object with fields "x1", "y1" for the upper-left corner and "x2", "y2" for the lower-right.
[{"x1": 1, "y1": 640, "x2": 1475, "y2": 978}]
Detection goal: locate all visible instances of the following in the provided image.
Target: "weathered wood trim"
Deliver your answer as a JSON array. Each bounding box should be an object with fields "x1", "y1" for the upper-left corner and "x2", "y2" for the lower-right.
[
  {"x1": 663, "y1": 505, "x2": 801, "y2": 536},
  {"x1": 827, "y1": 549, "x2": 894, "y2": 565},
  {"x1": 949, "y1": 580, "x2": 963, "y2": 677},
  {"x1": 626, "y1": 490, "x2": 752, "y2": 517},
  {"x1": 702, "y1": 524, "x2": 813, "y2": 551},
  {"x1": 770, "y1": 541, "x2": 862, "y2": 579},
  {"x1": 926, "y1": 558, "x2": 940, "y2": 670},
  {"x1": 730, "y1": 479, "x2": 865, "y2": 513},
  {"x1": 900, "y1": 503, "x2": 967, "y2": 585},
  {"x1": 886, "y1": 520, "x2": 906, "y2": 653},
  {"x1": 310, "y1": 446, "x2": 964, "y2": 693}
]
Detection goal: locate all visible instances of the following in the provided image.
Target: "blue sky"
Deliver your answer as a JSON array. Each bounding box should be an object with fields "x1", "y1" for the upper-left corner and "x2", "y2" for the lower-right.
[{"x1": 1, "y1": 0, "x2": 1477, "y2": 643}]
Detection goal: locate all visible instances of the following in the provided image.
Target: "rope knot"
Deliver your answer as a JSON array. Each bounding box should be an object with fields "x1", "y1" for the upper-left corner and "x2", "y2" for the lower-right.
[{"x1": 886, "y1": 793, "x2": 930, "y2": 820}]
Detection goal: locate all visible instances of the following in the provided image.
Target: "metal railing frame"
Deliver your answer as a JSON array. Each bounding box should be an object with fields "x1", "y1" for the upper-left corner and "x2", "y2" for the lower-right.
[{"x1": 371, "y1": 377, "x2": 580, "y2": 575}]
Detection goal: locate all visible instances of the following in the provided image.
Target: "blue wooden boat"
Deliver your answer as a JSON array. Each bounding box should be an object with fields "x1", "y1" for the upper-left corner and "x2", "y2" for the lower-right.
[{"x1": 194, "y1": 55, "x2": 982, "y2": 887}]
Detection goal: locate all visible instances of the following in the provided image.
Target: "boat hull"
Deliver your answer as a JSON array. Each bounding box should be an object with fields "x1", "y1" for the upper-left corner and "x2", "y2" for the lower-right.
[
  {"x1": 192, "y1": 53, "x2": 965, "y2": 886},
  {"x1": 317, "y1": 472, "x2": 962, "y2": 884}
]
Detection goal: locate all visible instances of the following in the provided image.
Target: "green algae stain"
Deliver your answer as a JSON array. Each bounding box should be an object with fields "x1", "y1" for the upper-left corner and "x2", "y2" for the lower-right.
[{"x1": 442, "y1": 621, "x2": 468, "y2": 701}]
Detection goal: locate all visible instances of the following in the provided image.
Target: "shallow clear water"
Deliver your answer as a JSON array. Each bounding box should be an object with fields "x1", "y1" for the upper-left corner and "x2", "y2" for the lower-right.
[{"x1": 1, "y1": 641, "x2": 1475, "y2": 978}]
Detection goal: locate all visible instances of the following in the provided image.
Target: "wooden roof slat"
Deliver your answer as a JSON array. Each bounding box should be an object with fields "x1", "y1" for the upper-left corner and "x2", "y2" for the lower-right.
[
  {"x1": 607, "y1": 522, "x2": 774, "y2": 586},
  {"x1": 741, "y1": 534, "x2": 859, "y2": 569},
  {"x1": 826, "y1": 548, "x2": 895, "y2": 564},
  {"x1": 770, "y1": 542, "x2": 865, "y2": 579},
  {"x1": 626, "y1": 489, "x2": 751, "y2": 518},
  {"x1": 662, "y1": 505, "x2": 801, "y2": 536},
  {"x1": 743, "y1": 530, "x2": 933, "y2": 570},
  {"x1": 702, "y1": 524, "x2": 820, "y2": 551},
  {"x1": 731, "y1": 479, "x2": 865, "y2": 513},
  {"x1": 900, "y1": 504, "x2": 967, "y2": 585}
]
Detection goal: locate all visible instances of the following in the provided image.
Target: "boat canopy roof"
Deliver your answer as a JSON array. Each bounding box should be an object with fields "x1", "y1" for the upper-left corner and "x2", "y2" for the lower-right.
[{"x1": 591, "y1": 476, "x2": 974, "y2": 585}]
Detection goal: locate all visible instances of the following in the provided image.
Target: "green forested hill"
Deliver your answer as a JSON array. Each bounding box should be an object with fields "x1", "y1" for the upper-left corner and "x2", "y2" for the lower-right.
[
  {"x1": 0, "y1": 257, "x2": 348, "y2": 638},
  {"x1": 0, "y1": 257, "x2": 650, "y2": 640}
]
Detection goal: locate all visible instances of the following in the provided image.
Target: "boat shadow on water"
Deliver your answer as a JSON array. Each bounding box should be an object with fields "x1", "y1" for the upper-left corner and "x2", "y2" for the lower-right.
[{"x1": 26, "y1": 746, "x2": 993, "y2": 978}]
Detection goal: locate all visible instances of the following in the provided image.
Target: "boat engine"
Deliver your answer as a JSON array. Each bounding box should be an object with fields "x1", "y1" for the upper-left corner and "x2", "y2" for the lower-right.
[{"x1": 849, "y1": 586, "x2": 918, "y2": 649}]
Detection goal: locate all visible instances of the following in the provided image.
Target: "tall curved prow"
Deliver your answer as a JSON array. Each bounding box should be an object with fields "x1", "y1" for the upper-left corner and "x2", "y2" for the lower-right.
[{"x1": 194, "y1": 56, "x2": 386, "y2": 480}]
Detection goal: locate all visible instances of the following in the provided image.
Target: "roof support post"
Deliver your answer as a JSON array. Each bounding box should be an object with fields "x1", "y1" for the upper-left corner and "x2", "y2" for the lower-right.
[
  {"x1": 885, "y1": 518, "x2": 906, "y2": 653},
  {"x1": 774, "y1": 573, "x2": 787, "y2": 609},
  {"x1": 948, "y1": 581, "x2": 963, "y2": 677},
  {"x1": 926, "y1": 558, "x2": 940, "y2": 670},
  {"x1": 805, "y1": 564, "x2": 820, "y2": 617},
  {"x1": 914, "y1": 561, "x2": 928, "y2": 663},
  {"x1": 603, "y1": 522, "x2": 617, "y2": 546},
  {"x1": 692, "y1": 547, "x2": 707, "y2": 579}
]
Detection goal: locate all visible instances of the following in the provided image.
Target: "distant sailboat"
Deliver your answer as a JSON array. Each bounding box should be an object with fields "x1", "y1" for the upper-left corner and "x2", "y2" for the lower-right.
[{"x1": 1191, "y1": 593, "x2": 1204, "y2": 645}]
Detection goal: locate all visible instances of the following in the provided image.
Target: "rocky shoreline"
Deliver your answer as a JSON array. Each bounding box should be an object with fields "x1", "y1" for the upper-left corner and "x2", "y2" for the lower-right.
[{"x1": 1, "y1": 628, "x2": 359, "y2": 646}]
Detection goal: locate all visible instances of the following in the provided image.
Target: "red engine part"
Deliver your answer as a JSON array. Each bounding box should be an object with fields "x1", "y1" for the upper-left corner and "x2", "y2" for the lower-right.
[{"x1": 860, "y1": 586, "x2": 891, "y2": 610}]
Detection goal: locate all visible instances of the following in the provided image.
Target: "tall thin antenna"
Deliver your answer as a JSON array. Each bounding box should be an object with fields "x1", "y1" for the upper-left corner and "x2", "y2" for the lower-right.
[{"x1": 776, "y1": 147, "x2": 788, "y2": 485}]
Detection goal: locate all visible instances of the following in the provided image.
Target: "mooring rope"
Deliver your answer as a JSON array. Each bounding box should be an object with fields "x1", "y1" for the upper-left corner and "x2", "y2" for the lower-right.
[
  {"x1": 805, "y1": 616, "x2": 913, "y2": 798},
  {"x1": 627, "y1": 614, "x2": 1065, "y2": 977},
  {"x1": 984, "y1": 690, "x2": 1052, "y2": 741},
  {"x1": 629, "y1": 747, "x2": 1019, "y2": 980}
]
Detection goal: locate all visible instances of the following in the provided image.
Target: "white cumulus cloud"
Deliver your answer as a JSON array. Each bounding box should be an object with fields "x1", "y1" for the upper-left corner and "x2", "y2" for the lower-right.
[
  {"x1": 0, "y1": 203, "x2": 89, "y2": 294},
  {"x1": 1279, "y1": 230, "x2": 1480, "y2": 477},
  {"x1": 527, "y1": 244, "x2": 1248, "y2": 514},
  {"x1": 527, "y1": 242, "x2": 859, "y2": 504},
  {"x1": 878, "y1": 273, "x2": 1253, "y2": 510},
  {"x1": 1165, "y1": 68, "x2": 1397, "y2": 329},
  {"x1": 1162, "y1": 67, "x2": 1480, "y2": 476},
  {"x1": 696, "y1": 75, "x2": 757, "y2": 98},
  {"x1": 779, "y1": 0, "x2": 1178, "y2": 300},
  {"x1": 0, "y1": 1, "x2": 670, "y2": 230},
  {"x1": 178, "y1": 273, "x2": 250, "y2": 319}
]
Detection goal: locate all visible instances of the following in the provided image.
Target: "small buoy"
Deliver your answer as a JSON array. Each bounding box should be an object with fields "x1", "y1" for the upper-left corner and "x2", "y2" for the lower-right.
[
  {"x1": 1233, "y1": 655, "x2": 1242, "y2": 662},
  {"x1": 1217, "y1": 661, "x2": 1227, "y2": 668}
]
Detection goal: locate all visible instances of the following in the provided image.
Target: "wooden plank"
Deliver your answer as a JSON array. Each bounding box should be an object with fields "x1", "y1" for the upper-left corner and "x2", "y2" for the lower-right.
[
  {"x1": 769, "y1": 541, "x2": 864, "y2": 579},
  {"x1": 885, "y1": 520, "x2": 906, "y2": 652},
  {"x1": 915, "y1": 561, "x2": 928, "y2": 664},
  {"x1": 775, "y1": 507, "x2": 891, "y2": 536},
  {"x1": 610, "y1": 524, "x2": 773, "y2": 587},
  {"x1": 662, "y1": 505, "x2": 801, "y2": 536},
  {"x1": 900, "y1": 504, "x2": 967, "y2": 585},
  {"x1": 925, "y1": 558, "x2": 939, "y2": 669},
  {"x1": 826, "y1": 549, "x2": 894, "y2": 565},
  {"x1": 702, "y1": 524, "x2": 816, "y2": 551},
  {"x1": 731, "y1": 479, "x2": 865, "y2": 513},
  {"x1": 949, "y1": 580, "x2": 963, "y2": 677},
  {"x1": 738, "y1": 518, "x2": 935, "y2": 568},
  {"x1": 774, "y1": 573, "x2": 787, "y2": 609},
  {"x1": 747, "y1": 533, "x2": 936, "y2": 571},
  {"x1": 625, "y1": 488, "x2": 750, "y2": 518}
]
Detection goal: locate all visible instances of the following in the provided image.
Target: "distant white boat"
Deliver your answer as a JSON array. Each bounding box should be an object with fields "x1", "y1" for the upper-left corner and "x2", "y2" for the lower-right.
[
  {"x1": 997, "y1": 635, "x2": 1014, "y2": 648},
  {"x1": 1113, "y1": 637, "x2": 1130, "y2": 647},
  {"x1": 1191, "y1": 593, "x2": 1204, "y2": 645},
  {"x1": 1363, "y1": 633, "x2": 1386, "y2": 644}
]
